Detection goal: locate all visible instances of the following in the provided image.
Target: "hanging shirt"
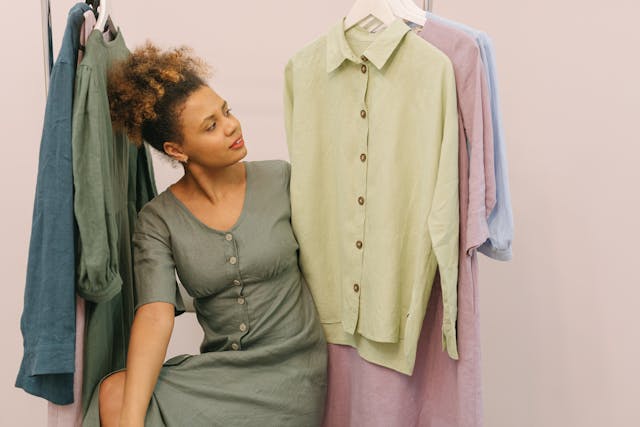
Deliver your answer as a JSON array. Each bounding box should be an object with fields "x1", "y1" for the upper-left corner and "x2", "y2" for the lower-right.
[
  {"x1": 47, "y1": 10, "x2": 111, "y2": 426},
  {"x1": 285, "y1": 18, "x2": 459, "y2": 374},
  {"x1": 71, "y1": 28, "x2": 157, "y2": 415},
  {"x1": 78, "y1": 9, "x2": 111, "y2": 66},
  {"x1": 321, "y1": 19, "x2": 495, "y2": 427},
  {"x1": 428, "y1": 12, "x2": 514, "y2": 261},
  {"x1": 420, "y1": 21, "x2": 496, "y2": 252},
  {"x1": 15, "y1": 2, "x2": 91, "y2": 405}
]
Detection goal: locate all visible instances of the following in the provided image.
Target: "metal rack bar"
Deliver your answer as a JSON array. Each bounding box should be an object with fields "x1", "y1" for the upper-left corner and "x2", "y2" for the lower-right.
[{"x1": 40, "y1": 0, "x2": 52, "y2": 94}]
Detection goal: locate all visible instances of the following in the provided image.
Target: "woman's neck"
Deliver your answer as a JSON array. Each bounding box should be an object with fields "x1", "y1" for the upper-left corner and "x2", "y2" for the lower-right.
[{"x1": 174, "y1": 161, "x2": 246, "y2": 205}]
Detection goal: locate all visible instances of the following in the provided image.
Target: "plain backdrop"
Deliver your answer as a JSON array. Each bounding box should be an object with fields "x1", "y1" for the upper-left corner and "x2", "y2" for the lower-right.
[{"x1": 1, "y1": 1, "x2": 639, "y2": 426}]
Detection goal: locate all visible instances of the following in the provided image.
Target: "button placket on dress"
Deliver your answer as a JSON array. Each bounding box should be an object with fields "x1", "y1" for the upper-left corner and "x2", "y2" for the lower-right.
[{"x1": 226, "y1": 233, "x2": 250, "y2": 350}]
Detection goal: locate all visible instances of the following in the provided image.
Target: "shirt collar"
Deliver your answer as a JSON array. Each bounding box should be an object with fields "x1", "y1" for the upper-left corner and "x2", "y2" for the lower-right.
[{"x1": 326, "y1": 18, "x2": 411, "y2": 73}]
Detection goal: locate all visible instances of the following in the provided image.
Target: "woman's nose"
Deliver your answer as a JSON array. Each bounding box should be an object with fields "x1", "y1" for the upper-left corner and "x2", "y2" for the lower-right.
[{"x1": 224, "y1": 116, "x2": 239, "y2": 136}]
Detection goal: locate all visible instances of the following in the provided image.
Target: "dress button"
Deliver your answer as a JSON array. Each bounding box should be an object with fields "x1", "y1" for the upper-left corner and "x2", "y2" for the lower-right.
[
  {"x1": 361, "y1": 64, "x2": 367, "y2": 73},
  {"x1": 353, "y1": 283, "x2": 360, "y2": 293},
  {"x1": 229, "y1": 256, "x2": 237, "y2": 265},
  {"x1": 360, "y1": 153, "x2": 367, "y2": 162},
  {"x1": 360, "y1": 109, "x2": 367, "y2": 119},
  {"x1": 358, "y1": 196, "x2": 365, "y2": 205},
  {"x1": 356, "y1": 240, "x2": 363, "y2": 249},
  {"x1": 231, "y1": 342, "x2": 239, "y2": 351},
  {"x1": 361, "y1": 55, "x2": 368, "y2": 62},
  {"x1": 225, "y1": 233, "x2": 233, "y2": 241},
  {"x1": 237, "y1": 297, "x2": 245, "y2": 305},
  {"x1": 239, "y1": 323, "x2": 247, "y2": 332},
  {"x1": 233, "y1": 279, "x2": 241, "y2": 286}
]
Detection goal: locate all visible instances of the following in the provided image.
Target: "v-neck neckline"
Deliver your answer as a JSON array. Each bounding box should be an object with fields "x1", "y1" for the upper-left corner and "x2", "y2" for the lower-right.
[{"x1": 167, "y1": 162, "x2": 251, "y2": 235}]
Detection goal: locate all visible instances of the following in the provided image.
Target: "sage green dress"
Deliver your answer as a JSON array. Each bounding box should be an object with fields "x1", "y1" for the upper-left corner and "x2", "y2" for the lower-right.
[{"x1": 84, "y1": 160, "x2": 327, "y2": 426}]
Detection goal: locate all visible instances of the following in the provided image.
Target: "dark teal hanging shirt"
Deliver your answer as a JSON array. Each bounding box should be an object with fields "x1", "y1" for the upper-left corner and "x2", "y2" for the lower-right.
[{"x1": 16, "y1": 2, "x2": 92, "y2": 405}]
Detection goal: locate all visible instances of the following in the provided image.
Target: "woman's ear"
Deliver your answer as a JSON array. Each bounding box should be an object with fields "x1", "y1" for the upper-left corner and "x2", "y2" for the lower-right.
[{"x1": 163, "y1": 141, "x2": 188, "y2": 164}]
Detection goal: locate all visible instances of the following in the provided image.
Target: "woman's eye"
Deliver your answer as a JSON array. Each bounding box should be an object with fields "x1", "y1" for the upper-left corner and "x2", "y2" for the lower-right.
[
  {"x1": 208, "y1": 122, "x2": 217, "y2": 131},
  {"x1": 225, "y1": 108, "x2": 232, "y2": 117}
]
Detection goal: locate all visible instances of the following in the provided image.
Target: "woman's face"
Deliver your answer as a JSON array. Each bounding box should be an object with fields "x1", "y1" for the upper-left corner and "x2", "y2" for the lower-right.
[{"x1": 167, "y1": 85, "x2": 247, "y2": 169}]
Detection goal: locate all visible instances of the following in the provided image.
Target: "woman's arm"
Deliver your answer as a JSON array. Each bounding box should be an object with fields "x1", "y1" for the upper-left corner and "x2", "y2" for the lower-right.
[{"x1": 119, "y1": 301, "x2": 175, "y2": 426}]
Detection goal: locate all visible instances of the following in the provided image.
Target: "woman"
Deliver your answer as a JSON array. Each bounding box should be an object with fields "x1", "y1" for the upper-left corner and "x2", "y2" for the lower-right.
[{"x1": 84, "y1": 43, "x2": 327, "y2": 427}]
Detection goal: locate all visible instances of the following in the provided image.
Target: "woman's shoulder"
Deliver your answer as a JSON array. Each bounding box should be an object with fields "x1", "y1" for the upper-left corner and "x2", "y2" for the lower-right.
[
  {"x1": 248, "y1": 159, "x2": 290, "y2": 173},
  {"x1": 134, "y1": 191, "x2": 175, "y2": 236},
  {"x1": 247, "y1": 159, "x2": 290, "y2": 187}
]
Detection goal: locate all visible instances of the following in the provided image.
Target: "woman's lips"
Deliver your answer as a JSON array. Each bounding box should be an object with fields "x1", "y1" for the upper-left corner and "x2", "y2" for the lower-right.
[{"x1": 229, "y1": 137, "x2": 245, "y2": 150}]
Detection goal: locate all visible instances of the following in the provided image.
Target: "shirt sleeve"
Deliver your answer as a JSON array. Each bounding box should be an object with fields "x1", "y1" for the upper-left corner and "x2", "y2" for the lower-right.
[
  {"x1": 72, "y1": 65, "x2": 123, "y2": 303},
  {"x1": 477, "y1": 34, "x2": 514, "y2": 261},
  {"x1": 283, "y1": 59, "x2": 294, "y2": 155},
  {"x1": 460, "y1": 45, "x2": 495, "y2": 253},
  {"x1": 427, "y1": 62, "x2": 460, "y2": 360},
  {"x1": 132, "y1": 210, "x2": 185, "y2": 315},
  {"x1": 479, "y1": 60, "x2": 497, "y2": 227},
  {"x1": 15, "y1": 59, "x2": 77, "y2": 403},
  {"x1": 282, "y1": 159, "x2": 292, "y2": 192}
]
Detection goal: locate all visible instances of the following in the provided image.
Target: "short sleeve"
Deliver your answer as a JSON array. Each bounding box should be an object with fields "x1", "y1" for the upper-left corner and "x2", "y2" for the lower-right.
[
  {"x1": 132, "y1": 210, "x2": 185, "y2": 315},
  {"x1": 282, "y1": 160, "x2": 292, "y2": 193}
]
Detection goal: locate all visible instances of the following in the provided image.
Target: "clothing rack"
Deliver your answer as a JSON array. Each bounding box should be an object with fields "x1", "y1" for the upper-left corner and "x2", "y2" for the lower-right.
[
  {"x1": 38, "y1": 0, "x2": 434, "y2": 94},
  {"x1": 425, "y1": 1, "x2": 434, "y2": 12},
  {"x1": 40, "y1": 0, "x2": 52, "y2": 94}
]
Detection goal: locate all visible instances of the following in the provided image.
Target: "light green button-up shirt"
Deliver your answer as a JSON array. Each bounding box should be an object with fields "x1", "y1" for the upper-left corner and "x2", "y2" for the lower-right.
[{"x1": 284, "y1": 19, "x2": 459, "y2": 374}]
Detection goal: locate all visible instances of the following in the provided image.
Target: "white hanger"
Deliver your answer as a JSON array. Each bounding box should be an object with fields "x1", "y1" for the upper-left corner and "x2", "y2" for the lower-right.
[
  {"x1": 345, "y1": 0, "x2": 426, "y2": 32},
  {"x1": 391, "y1": 0, "x2": 427, "y2": 26},
  {"x1": 94, "y1": 0, "x2": 109, "y2": 31},
  {"x1": 344, "y1": 0, "x2": 396, "y2": 31}
]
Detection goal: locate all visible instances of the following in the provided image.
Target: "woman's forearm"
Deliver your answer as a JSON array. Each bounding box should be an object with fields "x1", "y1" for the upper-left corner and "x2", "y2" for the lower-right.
[{"x1": 120, "y1": 302, "x2": 175, "y2": 424}]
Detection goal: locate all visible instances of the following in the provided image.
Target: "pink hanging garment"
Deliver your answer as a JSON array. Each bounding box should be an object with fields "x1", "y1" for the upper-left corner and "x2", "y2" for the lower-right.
[{"x1": 47, "y1": 296, "x2": 85, "y2": 427}]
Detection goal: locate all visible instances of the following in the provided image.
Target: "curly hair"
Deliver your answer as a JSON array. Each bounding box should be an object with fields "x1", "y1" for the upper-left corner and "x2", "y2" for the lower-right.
[{"x1": 107, "y1": 42, "x2": 212, "y2": 154}]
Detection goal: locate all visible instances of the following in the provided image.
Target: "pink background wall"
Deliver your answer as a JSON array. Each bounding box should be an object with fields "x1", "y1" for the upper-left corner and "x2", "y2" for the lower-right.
[{"x1": 2, "y1": 1, "x2": 638, "y2": 425}]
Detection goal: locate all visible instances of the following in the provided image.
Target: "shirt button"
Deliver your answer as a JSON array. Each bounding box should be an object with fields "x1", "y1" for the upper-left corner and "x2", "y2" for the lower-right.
[
  {"x1": 356, "y1": 240, "x2": 363, "y2": 249},
  {"x1": 237, "y1": 297, "x2": 245, "y2": 305},
  {"x1": 233, "y1": 279, "x2": 241, "y2": 286},
  {"x1": 360, "y1": 153, "x2": 367, "y2": 162},
  {"x1": 361, "y1": 55, "x2": 368, "y2": 62},
  {"x1": 360, "y1": 109, "x2": 367, "y2": 119},
  {"x1": 361, "y1": 64, "x2": 367, "y2": 73},
  {"x1": 229, "y1": 256, "x2": 237, "y2": 265},
  {"x1": 231, "y1": 342, "x2": 239, "y2": 351},
  {"x1": 225, "y1": 233, "x2": 233, "y2": 241},
  {"x1": 358, "y1": 196, "x2": 365, "y2": 205},
  {"x1": 239, "y1": 323, "x2": 247, "y2": 332},
  {"x1": 353, "y1": 283, "x2": 360, "y2": 293}
]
